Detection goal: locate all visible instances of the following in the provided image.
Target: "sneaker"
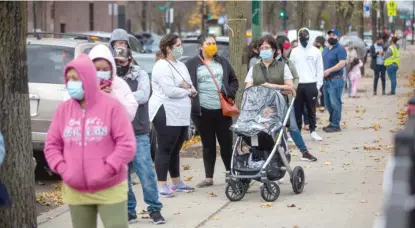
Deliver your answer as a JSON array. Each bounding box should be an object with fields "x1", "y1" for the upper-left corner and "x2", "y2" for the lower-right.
[
  {"x1": 301, "y1": 152, "x2": 318, "y2": 162},
  {"x1": 150, "y1": 211, "x2": 166, "y2": 225},
  {"x1": 158, "y1": 185, "x2": 174, "y2": 198},
  {"x1": 310, "y1": 131, "x2": 323, "y2": 141},
  {"x1": 287, "y1": 134, "x2": 294, "y2": 143},
  {"x1": 277, "y1": 178, "x2": 284, "y2": 184},
  {"x1": 128, "y1": 214, "x2": 138, "y2": 224},
  {"x1": 323, "y1": 126, "x2": 341, "y2": 133},
  {"x1": 170, "y1": 181, "x2": 195, "y2": 193}
]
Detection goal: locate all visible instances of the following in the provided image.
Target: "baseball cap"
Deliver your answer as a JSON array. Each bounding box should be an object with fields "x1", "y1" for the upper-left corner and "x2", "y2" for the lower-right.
[
  {"x1": 328, "y1": 29, "x2": 340, "y2": 37},
  {"x1": 113, "y1": 46, "x2": 130, "y2": 62},
  {"x1": 298, "y1": 28, "x2": 310, "y2": 39}
]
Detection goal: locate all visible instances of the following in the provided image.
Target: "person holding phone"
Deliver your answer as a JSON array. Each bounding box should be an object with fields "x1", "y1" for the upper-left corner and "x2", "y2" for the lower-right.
[{"x1": 149, "y1": 34, "x2": 197, "y2": 198}]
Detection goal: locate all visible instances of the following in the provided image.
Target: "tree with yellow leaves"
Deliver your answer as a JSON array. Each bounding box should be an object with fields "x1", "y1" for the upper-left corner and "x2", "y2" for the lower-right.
[{"x1": 188, "y1": 0, "x2": 226, "y2": 29}]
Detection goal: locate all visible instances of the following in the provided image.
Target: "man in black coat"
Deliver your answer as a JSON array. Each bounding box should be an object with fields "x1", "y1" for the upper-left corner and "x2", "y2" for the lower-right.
[{"x1": 370, "y1": 36, "x2": 387, "y2": 95}]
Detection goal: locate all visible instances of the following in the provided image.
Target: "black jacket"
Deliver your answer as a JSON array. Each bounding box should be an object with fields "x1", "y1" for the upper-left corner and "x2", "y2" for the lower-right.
[
  {"x1": 185, "y1": 55, "x2": 239, "y2": 116},
  {"x1": 370, "y1": 44, "x2": 387, "y2": 70}
]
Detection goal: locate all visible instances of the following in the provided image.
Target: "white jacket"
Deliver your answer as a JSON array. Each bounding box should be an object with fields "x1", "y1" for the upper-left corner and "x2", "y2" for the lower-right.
[
  {"x1": 289, "y1": 28, "x2": 324, "y2": 90},
  {"x1": 63, "y1": 44, "x2": 138, "y2": 120}
]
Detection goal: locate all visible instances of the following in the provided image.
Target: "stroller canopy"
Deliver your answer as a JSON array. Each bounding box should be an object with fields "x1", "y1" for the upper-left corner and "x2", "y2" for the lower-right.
[{"x1": 230, "y1": 85, "x2": 288, "y2": 137}]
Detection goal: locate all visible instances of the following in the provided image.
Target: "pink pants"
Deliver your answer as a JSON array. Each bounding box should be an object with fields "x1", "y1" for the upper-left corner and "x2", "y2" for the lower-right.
[{"x1": 351, "y1": 78, "x2": 359, "y2": 96}]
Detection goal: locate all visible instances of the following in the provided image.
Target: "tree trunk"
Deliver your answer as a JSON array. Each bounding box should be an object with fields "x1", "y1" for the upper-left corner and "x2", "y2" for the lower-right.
[
  {"x1": 371, "y1": 0, "x2": 378, "y2": 43},
  {"x1": 334, "y1": 1, "x2": 341, "y2": 29},
  {"x1": 314, "y1": 1, "x2": 327, "y2": 30},
  {"x1": 141, "y1": 1, "x2": 148, "y2": 32},
  {"x1": 295, "y1": 1, "x2": 308, "y2": 31},
  {"x1": 0, "y1": 2, "x2": 37, "y2": 227},
  {"x1": 379, "y1": 0, "x2": 385, "y2": 33},
  {"x1": 358, "y1": 1, "x2": 364, "y2": 39},
  {"x1": 226, "y1": 1, "x2": 247, "y2": 108}
]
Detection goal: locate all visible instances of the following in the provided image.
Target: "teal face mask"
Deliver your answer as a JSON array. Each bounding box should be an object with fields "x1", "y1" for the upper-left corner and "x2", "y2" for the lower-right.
[{"x1": 67, "y1": 81, "x2": 85, "y2": 100}]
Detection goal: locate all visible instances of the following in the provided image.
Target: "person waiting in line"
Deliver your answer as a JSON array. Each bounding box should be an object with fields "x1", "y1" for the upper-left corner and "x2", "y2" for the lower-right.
[
  {"x1": 109, "y1": 28, "x2": 165, "y2": 225},
  {"x1": 314, "y1": 36, "x2": 326, "y2": 112},
  {"x1": 384, "y1": 36, "x2": 400, "y2": 95},
  {"x1": 185, "y1": 34, "x2": 239, "y2": 188},
  {"x1": 290, "y1": 28, "x2": 324, "y2": 141},
  {"x1": 149, "y1": 34, "x2": 197, "y2": 198},
  {"x1": 44, "y1": 54, "x2": 136, "y2": 228},
  {"x1": 370, "y1": 36, "x2": 387, "y2": 96},
  {"x1": 245, "y1": 35, "x2": 317, "y2": 162},
  {"x1": 248, "y1": 39, "x2": 261, "y2": 69}
]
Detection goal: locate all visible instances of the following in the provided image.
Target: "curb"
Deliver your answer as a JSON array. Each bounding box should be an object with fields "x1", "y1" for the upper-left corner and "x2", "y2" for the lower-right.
[{"x1": 37, "y1": 204, "x2": 69, "y2": 225}]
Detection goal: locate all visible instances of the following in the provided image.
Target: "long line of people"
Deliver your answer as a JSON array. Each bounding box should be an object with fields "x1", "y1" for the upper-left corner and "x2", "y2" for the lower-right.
[{"x1": 35, "y1": 27, "x2": 400, "y2": 227}]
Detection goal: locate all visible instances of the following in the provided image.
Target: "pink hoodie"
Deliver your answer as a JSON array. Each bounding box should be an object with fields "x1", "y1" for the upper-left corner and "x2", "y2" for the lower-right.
[{"x1": 44, "y1": 54, "x2": 136, "y2": 193}]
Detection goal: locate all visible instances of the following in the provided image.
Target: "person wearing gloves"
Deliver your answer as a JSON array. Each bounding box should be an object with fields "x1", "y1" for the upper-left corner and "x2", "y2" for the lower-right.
[
  {"x1": 63, "y1": 44, "x2": 138, "y2": 121},
  {"x1": 289, "y1": 28, "x2": 324, "y2": 141},
  {"x1": 44, "y1": 54, "x2": 136, "y2": 228},
  {"x1": 109, "y1": 28, "x2": 165, "y2": 225}
]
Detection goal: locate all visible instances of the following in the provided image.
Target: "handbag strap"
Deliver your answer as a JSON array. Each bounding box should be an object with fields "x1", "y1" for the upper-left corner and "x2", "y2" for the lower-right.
[
  {"x1": 260, "y1": 65, "x2": 270, "y2": 82},
  {"x1": 198, "y1": 56, "x2": 221, "y2": 94},
  {"x1": 166, "y1": 60, "x2": 190, "y2": 86}
]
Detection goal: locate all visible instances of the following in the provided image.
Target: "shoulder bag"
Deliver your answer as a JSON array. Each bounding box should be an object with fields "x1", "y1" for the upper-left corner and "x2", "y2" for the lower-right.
[{"x1": 198, "y1": 56, "x2": 239, "y2": 117}]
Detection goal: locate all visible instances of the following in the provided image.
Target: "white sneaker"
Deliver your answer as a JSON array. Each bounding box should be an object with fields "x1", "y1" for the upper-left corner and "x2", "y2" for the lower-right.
[
  {"x1": 277, "y1": 178, "x2": 284, "y2": 184},
  {"x1": 311, "y1": 131, "x2": 323, "y2": 141}
]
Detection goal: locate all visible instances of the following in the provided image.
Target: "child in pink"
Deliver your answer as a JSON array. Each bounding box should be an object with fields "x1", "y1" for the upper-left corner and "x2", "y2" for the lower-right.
[{"x1": 347, "y1": 58, "x2": 363, "y2": 98}]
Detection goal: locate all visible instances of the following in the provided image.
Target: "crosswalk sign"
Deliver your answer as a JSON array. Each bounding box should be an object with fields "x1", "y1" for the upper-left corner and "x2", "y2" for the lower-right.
[{"x1": 387, "y1": 0, "x2": 397, "y2": 17}]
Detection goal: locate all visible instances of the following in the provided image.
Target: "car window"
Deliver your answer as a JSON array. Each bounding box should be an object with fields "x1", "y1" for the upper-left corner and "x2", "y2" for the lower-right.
[
  {"x1": 136, "y1": 57, "x2": 155, "y2": 75},
  {"x1": 27, "y1": 44, "x2": 74, "y2": 84},
  {"x1": 129, "y1": 36, "x2": 143, "y2": 53},
  {"x1": 182, "y1": 43, "x2": 229, "y2": 60}
]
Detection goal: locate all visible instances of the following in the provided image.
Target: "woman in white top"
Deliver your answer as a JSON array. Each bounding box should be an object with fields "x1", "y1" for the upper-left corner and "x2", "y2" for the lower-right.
[{"x1": 149, "y1": 34, "x2": 198, "y2": 198}]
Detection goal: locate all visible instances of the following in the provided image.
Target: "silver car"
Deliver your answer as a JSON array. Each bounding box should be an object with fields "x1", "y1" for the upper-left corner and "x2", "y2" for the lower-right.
[{"x1": 27, "y1": 37, "x2": 103, "y2": 177}]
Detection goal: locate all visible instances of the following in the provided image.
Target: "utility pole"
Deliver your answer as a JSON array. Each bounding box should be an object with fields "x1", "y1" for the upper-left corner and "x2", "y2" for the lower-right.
[
  {"x1": 201, "y1": 1, "x2": 209, "y2": 36},
  {"x1": 412, "y1": 0, "x2": 414, "y2": 44},
  {"x1": 226, "y1": 1, "x2": 247, "y2": 107},
  {"x1": 280, "y1": 0, "x2": 287, "y2": 32},
  {"x1": 251, "y1": 0, "x2": 261, "y2": 40}
]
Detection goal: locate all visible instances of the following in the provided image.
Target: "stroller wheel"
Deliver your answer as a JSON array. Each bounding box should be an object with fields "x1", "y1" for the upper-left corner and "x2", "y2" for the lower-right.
[
  {"x1": 260, "y1": 182, "x2": 280, "y2": 202},
  {"x1": 291, "y1": 166, "x2": 305, "y2": 194},
  {"x1": 225, "y1": 181, "x2": 246, "y2": 202}
]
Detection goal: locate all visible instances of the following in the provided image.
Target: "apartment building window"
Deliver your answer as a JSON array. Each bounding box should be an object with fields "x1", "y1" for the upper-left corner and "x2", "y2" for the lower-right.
[
  {"x1": 60, "y1": 23, "x2": 66, "y2": 33},
  {"x1": 89, "y1": 3, "x2": 94, "y2": 31}
]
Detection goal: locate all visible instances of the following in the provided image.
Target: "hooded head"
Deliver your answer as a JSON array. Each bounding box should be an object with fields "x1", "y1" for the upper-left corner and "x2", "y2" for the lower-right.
[
  {"x1": 110, "y1": 29, "x2": 131, "y2": 54},
  {"x1": 64, "y1": 54, "x2": 99, "y2": 106},
  {"x1": 88, "y1": 44, "x2": 117, "y2": 81},
  {"x1": 298, "y1": 28, "x2": 311, "y2": 49}
]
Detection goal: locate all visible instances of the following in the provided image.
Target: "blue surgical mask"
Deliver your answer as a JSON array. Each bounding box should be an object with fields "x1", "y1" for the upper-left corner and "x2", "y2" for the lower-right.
[
  {"x1": 67, "y1": 81, "x2": 85, "y2": 100},
  {"x1": 97, "y1": 71, "x2": 111, "y2": 80},
  {"x1": 259, "y1": 49, "x2": 273, "y2": 60}
]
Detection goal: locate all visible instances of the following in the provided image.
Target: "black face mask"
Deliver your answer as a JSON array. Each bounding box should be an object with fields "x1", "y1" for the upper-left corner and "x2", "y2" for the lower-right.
[
  {"x1": 300, "y1": 38, "x2": 309, "y2": 48},
  {"x1": 117, "y1": 64, "x2": 130, "y2": 76},
  {"x1": 328, "y1": 37, "x2": 338, "y2": 45}
]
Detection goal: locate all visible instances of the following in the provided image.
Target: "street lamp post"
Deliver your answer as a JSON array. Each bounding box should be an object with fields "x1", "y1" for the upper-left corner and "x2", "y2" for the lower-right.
[{"x1": 251, "y1": 0, "x2": 262, "y2": 40}]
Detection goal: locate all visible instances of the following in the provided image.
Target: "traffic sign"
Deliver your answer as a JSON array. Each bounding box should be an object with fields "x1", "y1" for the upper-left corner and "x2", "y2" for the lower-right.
[{"x1": 387, "y1": 0, "x2": 397, "y2": 17}]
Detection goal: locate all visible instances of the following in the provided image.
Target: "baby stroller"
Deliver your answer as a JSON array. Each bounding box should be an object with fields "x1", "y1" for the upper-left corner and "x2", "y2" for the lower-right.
[{"x1": 225, "y1": 85, "x2": 305, "y2": 202}]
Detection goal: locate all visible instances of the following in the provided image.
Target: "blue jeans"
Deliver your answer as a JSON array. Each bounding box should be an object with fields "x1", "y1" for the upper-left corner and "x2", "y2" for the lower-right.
[
  {"x1": 127, "y1": 134, "x2": 162, "y2": 215},
  {"x1": 288, "y1": 107, "x2": 308, "y2": 153},
  {"x1": 386, "y1": 63, "x2": 398, "y2": 94},
  {"x1": 323, "y1": 78, "x2": 344, "y2": 128}
]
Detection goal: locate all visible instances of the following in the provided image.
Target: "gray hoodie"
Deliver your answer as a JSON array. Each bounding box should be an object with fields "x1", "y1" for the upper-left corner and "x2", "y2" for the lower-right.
[{"x1": 110, "y1": 29, "x2": 151, "y2": 135}]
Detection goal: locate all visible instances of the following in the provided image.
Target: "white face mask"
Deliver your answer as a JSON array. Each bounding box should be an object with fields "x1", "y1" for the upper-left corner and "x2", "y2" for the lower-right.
[{"x1": 97, "y1": 71, "x2": 111, "y2": 80}]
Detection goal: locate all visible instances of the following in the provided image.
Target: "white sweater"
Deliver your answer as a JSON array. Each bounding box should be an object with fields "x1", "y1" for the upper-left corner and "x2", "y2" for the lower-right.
[{"x1": 289, "y1": 45, "x2": 324, "y2": 90}]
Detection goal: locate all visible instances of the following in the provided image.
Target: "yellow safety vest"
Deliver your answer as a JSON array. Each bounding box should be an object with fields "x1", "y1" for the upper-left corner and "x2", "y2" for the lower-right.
[{"x1": 384, "y1": 45, "x2": 400, "y2": 67}]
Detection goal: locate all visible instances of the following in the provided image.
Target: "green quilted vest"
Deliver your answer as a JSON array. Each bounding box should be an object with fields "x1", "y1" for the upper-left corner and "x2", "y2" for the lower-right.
[{"x1": 252, "y1": 60, "x2": 285, "y2": 86}]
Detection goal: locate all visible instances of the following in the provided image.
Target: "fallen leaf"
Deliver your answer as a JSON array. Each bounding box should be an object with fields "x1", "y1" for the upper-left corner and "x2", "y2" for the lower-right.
[
  {"x1": 261, "y1": 202, "x2": 272, "y2": 208},
  {"x1": 293, "y1": 225, "x2": 300, "y2": 228},
  {"x1": 352, "y1": 146, "x2": 359, "y2": 150},
  {"x1": 182, "y1": 164, "x2": 191, "y2": 170},
  {"x1": 305, "y1": 165, "x2": 311, "y2": 168},
  {"x1": 209, "y1": 216, "x2": 220, "y2": 220},
  {"x1": 173, "y1": 212, "x2": 181, "y2": 215},
  {"x1": 181, "y1": 136, "x2": 201, "y2": 150},
  {"x1": 138, "y1": 209, "x2": 148, "y2": 215},
  {"x1": 378, "y1": 169, "x2": 384, "y2": 172},
  {"x1": 335, "y1": 192, "x2": 344, "y2": 195},
  {"x1": 287, "y1": 204, "x2": 296, "y2": 208},
  {"x1": 141, "y1": 214, "x2": 150, "y2": 219},
  {"x1": 209, "y1": 192, "x2": 217, "y2": 197},
  {"x1": 184, "y1": 176, "x2": 193, "y2": 182},
  {"x1": 375, "y1": 212, "x2": 382, "y2": 216},
  {"x1": 47, "y1": 216, "x2": 55, "y2": 219},
  {"x1": 363, "y1": 145, "x2": 381, "y2": 151},
  {"x1": 324, "y1": 162, "x2": 332, "y2": 166},
  {"x1": 361, "y1": 181, "x2": 367, "y2": 184},
  {"x1": 372, "y1": 124, "x2": 381, "y2": 131},
  {"x1": 362, "y1": 109, "x2": 366, "y2": 113},
  {"x1": 319, "y1": 148, "x2": 326, "y2": 152},
  {"x1": 360, "y1": 200, "x2": 368, "y2": 203},
  {"x1": 343, "y1": 162, "x2": 351, "y2": 166}
]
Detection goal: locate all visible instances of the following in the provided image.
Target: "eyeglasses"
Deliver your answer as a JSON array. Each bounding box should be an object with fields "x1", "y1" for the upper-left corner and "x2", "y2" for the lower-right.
[{"x1": 259, "y1": 46, "x2": 272, "y2": 51}]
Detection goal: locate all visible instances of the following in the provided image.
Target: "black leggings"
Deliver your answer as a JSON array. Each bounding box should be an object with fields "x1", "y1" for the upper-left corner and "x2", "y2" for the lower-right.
[
  {"x1": 153, "y1": 106, "x2": 188, "y2": 182},
  {"x1": 192, "y1": 108, "x2": 233, "y2": 179}
]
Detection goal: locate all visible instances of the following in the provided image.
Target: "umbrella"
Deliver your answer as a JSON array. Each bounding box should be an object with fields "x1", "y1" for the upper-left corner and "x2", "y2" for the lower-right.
[{"x1": 339, "y1": 35, "x2": 367, "y2": 59}]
